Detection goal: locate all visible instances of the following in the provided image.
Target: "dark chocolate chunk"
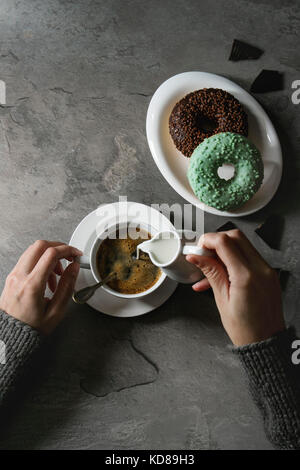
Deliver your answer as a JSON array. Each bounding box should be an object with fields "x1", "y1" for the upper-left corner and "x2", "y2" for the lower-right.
[
  {"x1": 229, "y1": 39, "x2": 263, "y2": 61},
  {"x1": 274, "y1": 268, "x2": 290, "y2": 291},
  {"x1": 255, "y1": 214, "x2": 284, "y2": 250},
  {"x1": 251, "y1": 70, "x2": 284, "y2": 93},
  {"x1": 217, "y1": 221, "x2": 237, "y2": 232}
]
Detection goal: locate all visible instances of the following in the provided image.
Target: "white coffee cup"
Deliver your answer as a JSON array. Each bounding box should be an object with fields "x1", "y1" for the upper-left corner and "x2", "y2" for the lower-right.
[{"x1": 77, "y1": 221, "x2": 166, "y2": 299}]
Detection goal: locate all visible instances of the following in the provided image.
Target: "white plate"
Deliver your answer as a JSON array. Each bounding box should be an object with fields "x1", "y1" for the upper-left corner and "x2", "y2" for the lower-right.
[
  {"x1": 146, "y1": 71, "x2": 282, "y2": 217},
  {"x1": 69, "y1": 202, "x2": 178, "y2": 317}
]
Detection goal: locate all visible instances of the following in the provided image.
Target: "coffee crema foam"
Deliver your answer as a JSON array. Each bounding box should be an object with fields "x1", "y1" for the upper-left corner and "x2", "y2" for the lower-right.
[{"x1": 97, "y1": 229, "x2": 161, "y2": 295}]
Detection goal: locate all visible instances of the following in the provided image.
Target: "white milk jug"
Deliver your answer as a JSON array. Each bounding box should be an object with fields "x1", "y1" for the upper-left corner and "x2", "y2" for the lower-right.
[{"x1": 138, "y1": 230, "x2": 214, "y2": 284}]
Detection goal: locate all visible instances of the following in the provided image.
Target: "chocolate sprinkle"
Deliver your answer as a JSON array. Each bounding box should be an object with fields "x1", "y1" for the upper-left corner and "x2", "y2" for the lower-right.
[
  {"x1": 251, "y1": 70, "x2": 284, "y2": 93},
  {"x1": 255, "y1": 214, "x2": 285, "y2": 250},
  {"x1": 229, "y1": 39, "x2": 263, "y2": 61},
  {"x1": 169, "y1": 88, "x2": 248, "y2": 157}
]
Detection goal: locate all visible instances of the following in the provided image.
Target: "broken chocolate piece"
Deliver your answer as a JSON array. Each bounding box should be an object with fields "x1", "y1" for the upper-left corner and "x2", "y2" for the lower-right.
[
  {"x1": 274, "y1": 268, "x2": 290, "y2": 291},
  {"x1": 255, "y1": 214, "x2": 284, "y2": 250},
  {"x1": 251, "y1": 70, "x2": 284, "y2": 93},
  {"x1": 229, "y1": 39, "x2": 263, "y2": 61},
  {"x1": 217, "y1": 221, "x2": 237, "y2": 232}
]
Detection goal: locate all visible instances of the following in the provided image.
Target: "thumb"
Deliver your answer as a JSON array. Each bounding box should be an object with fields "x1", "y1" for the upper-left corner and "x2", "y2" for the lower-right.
[
  {"x1": 47, "y1": 261, "x2": 80, "y2": 323},
  {"x1": 186, "y1": 254, "x2": 229, "y2": 296}
]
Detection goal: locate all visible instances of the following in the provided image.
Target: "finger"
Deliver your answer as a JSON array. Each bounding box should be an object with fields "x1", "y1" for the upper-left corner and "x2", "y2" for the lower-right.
[
  {"x1": 186, "y1": 254, "x2": 229, "y2": 297},
  {"x1": 31, "y1": 245, "x2": 82, "y2": 288},
  {"x1": 192, "y1": 277, "x2": 211, "y2": 292},
  {"x1": 225, "y1": 229, "x2": 270, "y2": 270},
  {"x1": 54, "y1": 260, "x2": 64, "y2": 276},
  {"x1": 47, "y1": 272, "x2": 57, "y2": 293},
  {"x1": 199, "y1": 232, "x2": 249, "y2": 280},
  {"x1": 47, "y1": 261, "x2": 80, "y2": 323},
  {"x1": 16, "y1": 240, "x2": 66, "y2": 274}
]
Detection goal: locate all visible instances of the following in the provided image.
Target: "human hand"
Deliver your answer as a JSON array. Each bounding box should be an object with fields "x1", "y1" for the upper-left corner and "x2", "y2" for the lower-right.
[
  {"x1": 186, "y1": 229, "x2": 285, "y2": 346},
  {"x1": 0, "y1": 240, "x2": 82, "y2": 335}
]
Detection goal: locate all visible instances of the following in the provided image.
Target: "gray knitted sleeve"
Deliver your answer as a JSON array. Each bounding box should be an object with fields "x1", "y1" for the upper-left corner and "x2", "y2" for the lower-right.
[
  {"x1": 1, "y1": 307, "x2": 299, "y2": 450},
  {"x1": 233, "y1": 327, "x2": 300, "y2": 450},
  {"x1": 0, "y1": 310, "x2": 42, "y2": 406}
]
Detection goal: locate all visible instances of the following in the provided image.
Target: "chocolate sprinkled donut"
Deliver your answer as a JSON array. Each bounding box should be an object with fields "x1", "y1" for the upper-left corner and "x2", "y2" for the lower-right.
[{"x1": 169, "y1": 88, "x2": 248, "y2": 157}]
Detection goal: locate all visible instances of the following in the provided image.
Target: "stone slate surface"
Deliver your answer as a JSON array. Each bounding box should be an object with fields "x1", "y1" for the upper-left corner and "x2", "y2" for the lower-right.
[{"x1": 0, "y1": 0, "x2": 299, "y2": 450}]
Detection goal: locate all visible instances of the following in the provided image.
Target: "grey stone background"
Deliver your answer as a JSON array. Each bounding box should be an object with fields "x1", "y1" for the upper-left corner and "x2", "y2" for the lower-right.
[{"x1": 0, "y1": 0, "x2": 299, "y2": 450}]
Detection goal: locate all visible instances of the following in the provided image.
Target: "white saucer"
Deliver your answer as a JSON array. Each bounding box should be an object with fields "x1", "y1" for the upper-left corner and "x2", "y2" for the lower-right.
[
  {"x1": 69, "y1": 202, "x2": 178, "y2": 317},
  {"x1": 146, "y1": 71, "x2": 282, "y2": 217}
]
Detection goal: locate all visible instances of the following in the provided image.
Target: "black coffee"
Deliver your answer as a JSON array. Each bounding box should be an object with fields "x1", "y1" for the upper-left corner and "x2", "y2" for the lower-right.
[{"x1": 97, "y1": 229, "x2": 161, "y2": 295}]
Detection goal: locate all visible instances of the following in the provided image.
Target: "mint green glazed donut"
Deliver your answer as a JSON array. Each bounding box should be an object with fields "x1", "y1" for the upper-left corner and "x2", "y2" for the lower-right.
[{"x1": 187, "y1": 132, "x2": 264, "y2": 211}]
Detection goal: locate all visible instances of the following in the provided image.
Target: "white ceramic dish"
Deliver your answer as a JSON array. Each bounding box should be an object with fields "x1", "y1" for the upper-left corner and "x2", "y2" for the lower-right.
[
  {"x1": 69, "y1": 202, "x2": 178, "y2": 317},
  {"x1": 146, "y1": 71, "x2": 282, "y2": 217}
]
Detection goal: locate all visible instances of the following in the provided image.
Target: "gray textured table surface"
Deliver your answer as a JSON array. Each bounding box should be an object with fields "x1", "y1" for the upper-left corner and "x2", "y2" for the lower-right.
[{"x1": 0, "y1": 0, "x2": 299, "y2": 450}]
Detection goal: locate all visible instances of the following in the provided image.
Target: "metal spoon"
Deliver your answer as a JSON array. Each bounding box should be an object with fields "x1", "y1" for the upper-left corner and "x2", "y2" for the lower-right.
[{"x1": 72, "y1": 271, "x2": 116, "y2": 304}]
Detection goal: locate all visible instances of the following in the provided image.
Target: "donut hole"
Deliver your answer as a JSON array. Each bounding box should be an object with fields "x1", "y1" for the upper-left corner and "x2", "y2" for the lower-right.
[
  {"x1": 217, "y1": 164, "x2": 235, "y2": 181},
  {"x1": 195, "y1": 115, "x2": 217, "y2": 133}
]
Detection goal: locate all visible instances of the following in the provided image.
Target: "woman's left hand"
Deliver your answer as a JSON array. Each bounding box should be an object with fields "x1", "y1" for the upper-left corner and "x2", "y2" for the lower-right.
[{"x1": 0, "y1": 240, "x2": 82, "y2": 335}]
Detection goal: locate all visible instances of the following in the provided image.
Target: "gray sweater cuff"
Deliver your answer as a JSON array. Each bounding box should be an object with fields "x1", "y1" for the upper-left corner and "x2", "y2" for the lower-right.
[
  {"x1": 233, "y1": 328, "x2": 300, "y2": 449},
  {"x1": 0, "y1": 310, "x2": 42, "y2": 405}
]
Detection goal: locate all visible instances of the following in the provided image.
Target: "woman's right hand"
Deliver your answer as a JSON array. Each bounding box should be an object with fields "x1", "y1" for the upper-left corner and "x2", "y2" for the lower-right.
[{"x1": 186, "y1": 229, "x2": 285, "y2": 346}]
